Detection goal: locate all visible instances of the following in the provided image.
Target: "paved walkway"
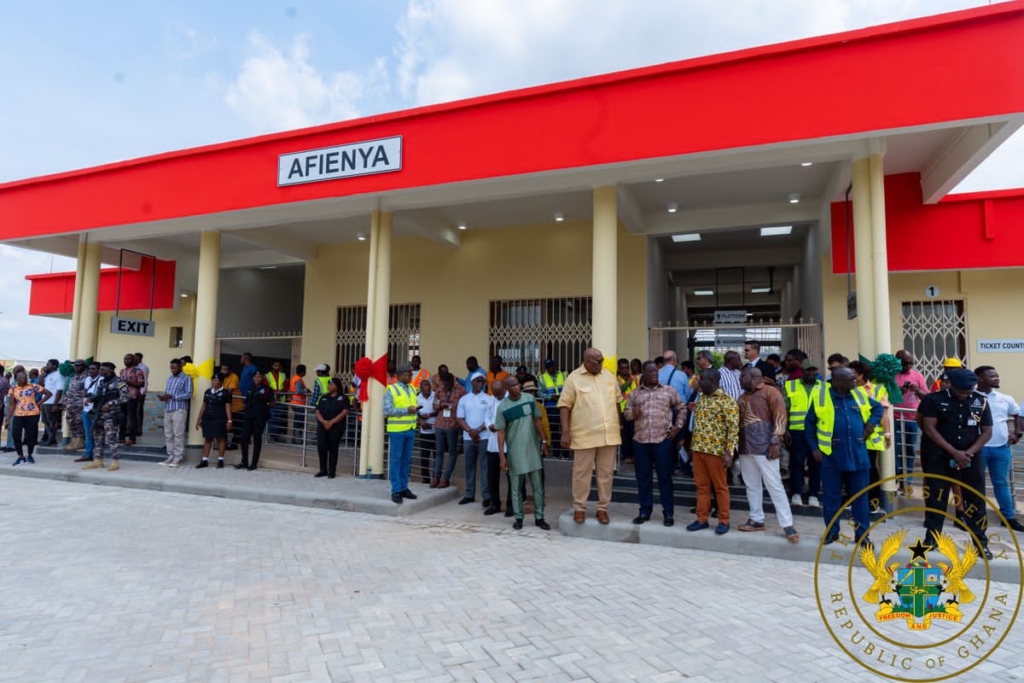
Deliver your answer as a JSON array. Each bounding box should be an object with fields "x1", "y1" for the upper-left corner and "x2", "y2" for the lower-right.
[{"x1": 1, "y1": 477, "x2": 1022, "y2": 682}]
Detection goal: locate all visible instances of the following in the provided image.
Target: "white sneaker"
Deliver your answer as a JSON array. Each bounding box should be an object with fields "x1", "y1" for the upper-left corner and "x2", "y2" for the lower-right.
[
  {"x1": 791, "y1": 493, "x2": 802, "y2": 506},
  {"x1": 808, "y1": 496, "x2": 821, "y2": 508},
  {"x1": 168, "y1": 461, "x2": 179, "y2": 468}
]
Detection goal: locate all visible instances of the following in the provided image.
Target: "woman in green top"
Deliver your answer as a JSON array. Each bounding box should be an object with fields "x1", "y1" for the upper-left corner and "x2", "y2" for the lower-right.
[{"x1": 496, "y1": 377, "x2": 550, "y2": 531}]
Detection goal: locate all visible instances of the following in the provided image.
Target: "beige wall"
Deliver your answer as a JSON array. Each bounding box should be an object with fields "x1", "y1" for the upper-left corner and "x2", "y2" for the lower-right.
[
  {"x1": 823, "y1": 267, "x2": 1024, "y2": 397},
  {"x1": 301, "y1": 221, "x2": 648, "y2": 373},
  {"x1": 95, "y1": 300, "x2": 195, "y2": 386}
]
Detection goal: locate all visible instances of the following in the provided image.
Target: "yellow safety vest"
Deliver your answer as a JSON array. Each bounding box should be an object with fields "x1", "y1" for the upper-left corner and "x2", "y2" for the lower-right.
[
  {"x1": 385, "y1": 383, "x2": 417, "y2": 432},
  {"x1": 866, "y1": 383, "x2": 888, "y2": 451},
  {"x1": 813, "y1": 385, "x2": 872, "y2": 456},
  {"x1": 266, "y1": 370, "x2": 286, "y2": 393},
  {"x1": 784, "y1": 379, "x2": 822, "y2": 431},
  {"x1": 317, "y1": 376, "x2": 331, "y2": 394},
  {"x1": 540, "y1": 372, "x2": 566, "y2": 402},
  {"x1": 618, "y1": 377, "x2": 637, "y2": 411}
]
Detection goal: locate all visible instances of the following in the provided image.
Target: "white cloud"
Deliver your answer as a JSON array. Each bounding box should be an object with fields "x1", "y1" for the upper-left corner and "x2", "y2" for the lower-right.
[
  {"x1": 225, "y1": 31, "x2": 388, "y2": 134},
  {"x1": 0, "y1": 246, "x2": 75, "y2": 364}
]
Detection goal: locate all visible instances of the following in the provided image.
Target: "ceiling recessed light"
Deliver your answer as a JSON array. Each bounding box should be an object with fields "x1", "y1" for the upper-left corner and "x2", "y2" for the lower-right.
[
  {"x1": 694, "y1": 289, "x2": 715, "y2": 296},
  {"x1": 180, "y1": 293, "x2": 188, "y2": 298},
  {"x1": 760, "y1": 225, "x2": 793, "y2": 237},
  {"x1": 457, "y1": 222, "x2": 467, "y2": 230},
  {"x1": 654, "y1": 178, "x2": 665, "y2": 182},
  {"x1": 751, "y1": 287, "x2": 772, "y2": 294},
  {"x1": 788, "y1": 193, "x2": 800, "y2": 204},
  {"x1": 554, "y1": 212, "x2": 565, "y2": 222},
  {"x1": 259, "y1": 266, "x2": 277, "y2": 270},
  {"x1": 671, "y1": 233, "x2": 701, "y2": 243},
  {"x1": 667, "y1": 203, "x2": 678, "y2": 213},
  {"x1": 801, "y1": 162, "x2": 813, "y2": 167},
  {"x1": 357, "y1": 233, "x2": 366, "y2": 241}
]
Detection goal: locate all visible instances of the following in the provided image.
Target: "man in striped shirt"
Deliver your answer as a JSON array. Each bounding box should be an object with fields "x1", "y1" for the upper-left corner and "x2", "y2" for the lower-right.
[{"x1": 159, "y1": 359, "x2": 194, "y2": 467}]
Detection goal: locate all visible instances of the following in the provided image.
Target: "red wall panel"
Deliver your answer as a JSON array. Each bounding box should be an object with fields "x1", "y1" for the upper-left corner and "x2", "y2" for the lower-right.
[
  {"x1": 27, "y1": 259, "x2": 177, "y2": 315},
  {"x1": 831, "y1": 174, "x2": 1024, "y2": 273}
]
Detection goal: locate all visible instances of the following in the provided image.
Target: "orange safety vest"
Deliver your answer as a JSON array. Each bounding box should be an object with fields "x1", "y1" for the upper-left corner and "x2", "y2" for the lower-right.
[
  {"x1": 411, "y1": 368, "x2": 431, "y2": 387},
  {"x1": 288, "y1": 375, "x2": 307, "y2": 405}
]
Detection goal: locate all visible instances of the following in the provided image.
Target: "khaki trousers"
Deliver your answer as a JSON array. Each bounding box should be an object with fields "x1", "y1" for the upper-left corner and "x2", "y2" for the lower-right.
[
  {"x1": 693, "y1": 451, "x2": 730, "y2": 525},
  {"x1": 164, "y1": 409, "x2": 188, "y2": 462},
  {"x1": 572, "y1": 445, "x2": 617, "y2": 512}
]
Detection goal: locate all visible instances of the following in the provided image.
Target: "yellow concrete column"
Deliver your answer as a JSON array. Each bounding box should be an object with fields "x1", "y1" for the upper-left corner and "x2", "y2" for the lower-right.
[
  {"x1": 868, "y1": 152, "x2": 896, "y2": 498},
  {"x1": 68, "y1": 238, "x2": 88, "y2": 359},
  {"x1": 75, "y1": 241, "x2": 103, "y2": 361},
  {"x1": 868, "y1": 153, "x2": 892, "y2": 355},
  {"x1": 359, "y1": 210, "x2": 392, "y2": 477},
  {"x1": 850, "y1": 156, "x2": 876, "y2": 359},
  {"x1": 188, "y1": 231, "x2": 221, "y2": 446},
  {"x1": 592, "y1": 185, "x2": 618, "y2": 360}
]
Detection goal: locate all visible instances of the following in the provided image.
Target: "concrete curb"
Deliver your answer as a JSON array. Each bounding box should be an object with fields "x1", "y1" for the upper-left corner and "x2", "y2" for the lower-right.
[
  {"x1": 557, "y1": 510, "x2": 1024, "y2": 585},
  {"x1": 0, "y1": 465, "x2": 460, "y2": 517}
]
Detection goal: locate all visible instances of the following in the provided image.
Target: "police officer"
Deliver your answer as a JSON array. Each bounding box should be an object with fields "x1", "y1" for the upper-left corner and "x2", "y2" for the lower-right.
[
  {"x1": 83, "y1": 362, "x2": 129, "y2": 472},
  {"x1": 918, "y1": 369, "x2": 994, "y2": 559}
]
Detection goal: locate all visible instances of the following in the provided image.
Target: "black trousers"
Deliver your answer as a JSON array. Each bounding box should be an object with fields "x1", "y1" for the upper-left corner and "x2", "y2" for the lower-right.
[
  {"x1": 12, "y1": 414, "x2": 40, "y2": 456},
  {"x1": 137, "y1": 393, "x2": 147, "y2": 430},
  {"x1": 316, "y1": 424, "x2": 345, "y2": 476},
  {"x1": 41, "y1": 405, "x2": 61, "y2": 444},
  {"x1": 119, "y1": 398, "x2": 139, "y2": 440},
  {"x1": 921, "y1": 449, "x2": 988, "y2": 549},
  {"x1": 240, "y1": 414, "x2": 268, "y2": 468},
  {"x1": 486, "y1": 450, "x2": 508, "y2": 509}
]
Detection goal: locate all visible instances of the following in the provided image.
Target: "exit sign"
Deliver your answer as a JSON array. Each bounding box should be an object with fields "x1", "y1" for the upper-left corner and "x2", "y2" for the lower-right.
[{"x1": 110, "y1": 316, "x2": 155, "y2": 337}]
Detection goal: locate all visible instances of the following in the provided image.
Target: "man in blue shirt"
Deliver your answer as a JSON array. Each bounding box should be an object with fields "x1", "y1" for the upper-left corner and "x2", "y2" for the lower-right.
[
  {"x1": 657, "y1": 350, "x2": 690, "y2": 401},
  {"x1": 239, "y1": 352, "x2": 257, "y2": 395},
  {"x1": 806, "y1": 367, "x2": 884, "y2": 546}
]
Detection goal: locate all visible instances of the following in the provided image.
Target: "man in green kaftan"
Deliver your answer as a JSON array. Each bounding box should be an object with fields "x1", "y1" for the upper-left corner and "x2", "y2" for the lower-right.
[{"x1": 496, "y1": 376, "x2": 551, "y2": 530}]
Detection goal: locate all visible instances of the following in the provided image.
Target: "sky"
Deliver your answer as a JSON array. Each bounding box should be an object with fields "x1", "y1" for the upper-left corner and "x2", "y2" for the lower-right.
[{"x1": 1, "y1": 0, "x2": 1021, "y2": 361}]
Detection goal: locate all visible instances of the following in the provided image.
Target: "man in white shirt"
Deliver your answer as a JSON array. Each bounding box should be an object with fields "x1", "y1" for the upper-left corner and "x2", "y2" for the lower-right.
[
  {"x1": 134, "y1": 352, "x2": 150, "y2": 433},
  {"x1": 975, "y1": 366, "x2": 1024, "y2": 532},
  {"x1": 415, "y1": 378, "x2": 437, "y2": 484},
  {"x1": 41, "y1": 359, "x2": 65, "y2": 446},
  {"x1": 456, "y1": 375, "x2": 491, "y2": 505},
  {"x1": 484, "y1": 379, "x2": 508, "y2": 515},
  {"x1": 719, "y1": 351, "x2": 744, "y2": 402}
]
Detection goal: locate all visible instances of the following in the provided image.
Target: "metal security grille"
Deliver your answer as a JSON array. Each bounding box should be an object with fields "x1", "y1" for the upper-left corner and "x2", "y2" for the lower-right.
[
  {"x1": 901, "y1": 300, "x2": 968, "y2": 384},
  {"x1": 335, "y1": 304, "x2": 421, "y2": 383},
  {"x1": 649, "y1": 321, "x2": 822, "y2": 365},
  {"x1": 489, "y1": 297, "x2": 592, "y2": 375}
]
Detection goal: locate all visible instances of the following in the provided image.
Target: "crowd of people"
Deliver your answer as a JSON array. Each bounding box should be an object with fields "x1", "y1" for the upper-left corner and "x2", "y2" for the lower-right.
[{"x1": 3, "y1": 342, "x2": 1021, "y2": 548}]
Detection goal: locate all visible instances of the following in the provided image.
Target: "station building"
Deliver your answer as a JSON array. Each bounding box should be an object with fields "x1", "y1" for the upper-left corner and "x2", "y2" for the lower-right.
[{"x1": 3, "y1": 3, "x2": 1024, "y2": 477}]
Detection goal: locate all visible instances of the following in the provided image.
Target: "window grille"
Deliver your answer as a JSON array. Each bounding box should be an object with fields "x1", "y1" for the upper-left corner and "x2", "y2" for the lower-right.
[
  {"x1": 488, "y1": 297, "x2": 592, "y2": 375},
  {"x1": 901, "y1": 300, "x2": 968, "y2": 384},
  {"x1": 335, "y1": 303, "x2": 421, "y2": 383}
]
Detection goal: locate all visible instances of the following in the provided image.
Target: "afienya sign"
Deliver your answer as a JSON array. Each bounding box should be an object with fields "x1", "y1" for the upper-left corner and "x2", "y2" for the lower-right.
[{"x1": 278, "y1": 136, "x2": 402, "y2": 187}]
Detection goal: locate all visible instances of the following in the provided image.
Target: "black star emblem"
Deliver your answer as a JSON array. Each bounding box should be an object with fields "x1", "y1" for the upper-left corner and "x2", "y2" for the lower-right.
[{"x1": 907, "y1": 538, "x2": 933, "y2": 562}]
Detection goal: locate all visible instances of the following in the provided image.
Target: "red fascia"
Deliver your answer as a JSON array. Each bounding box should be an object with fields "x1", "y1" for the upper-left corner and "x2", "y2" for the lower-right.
[
  {"x1": 830, "y1": 174, "x2": 1024, "y2": 273},
  {"x1": 2, "y1": 3, "x2": 1024, "y2": 240},
  {"x1": 26, "y1": 258, "x2": 176, "y2": 316}
]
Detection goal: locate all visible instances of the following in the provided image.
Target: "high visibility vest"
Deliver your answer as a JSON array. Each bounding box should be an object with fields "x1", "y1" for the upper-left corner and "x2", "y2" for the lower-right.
[
  {"x1": 385, "y1": 383, "x2": 417, "y2": 432},
  {"x1": 267, "y1": 372, "x2": 288, "y2": 401},
  {"x1": 866, "y1": 383, "x2": 888, "y2": 451},
  {"x1": 410, "y1": 368, "x2": 431, "y2": 387},
  {"x1": 540, "y1": 372, "x2": 566, "y2": 403},
  {"x1": 813, "y1": 385, "x2": 872, "y2": 456},
  {"x1": 288, "y1": 375, "x2": 306, "y2": 405},
  {"x1": 618, "y1": 377, "x2": 637, "y2": 411},
  {"x1": 317, "y1": 376, "x2": 331, "y2": 394},
  {"x1": 784, "y1": 379, "x2": 822, "y2": 431}
]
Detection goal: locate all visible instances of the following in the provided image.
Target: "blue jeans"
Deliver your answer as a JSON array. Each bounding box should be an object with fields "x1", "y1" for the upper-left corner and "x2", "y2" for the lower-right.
[
  {"x1": 268, "y1": 404, "x2": 285, "y2": 437},
  {"x1": 83, "y1": 411, "x2": 95, "y2": 457},
  {"x1": 633, "y1": 439, "x2": 676, "y2": 518},
  {"x1": 788, "y1": 432, "x2": 820, "y2": 500},
  {"x1": 894, "y1": 419, "x2": 918, "y2": 476},
  {"x1": 388, "y1": 430, "x2": 415, "y2": 494},
  {"x1": 821, "y1": 464, "x2": 870, "y2": 543},
  {"x1": 463, "y1": 439, "x2": 489, "y2": 500},
  {"x1": 983, "y1": 444, "x2": 1016, "y2": 520}
]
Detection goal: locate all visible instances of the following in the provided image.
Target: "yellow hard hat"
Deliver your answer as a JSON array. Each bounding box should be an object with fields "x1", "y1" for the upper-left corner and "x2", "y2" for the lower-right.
[{"x1": 942, "y1": 357, "x2": 963, "y2": 369}]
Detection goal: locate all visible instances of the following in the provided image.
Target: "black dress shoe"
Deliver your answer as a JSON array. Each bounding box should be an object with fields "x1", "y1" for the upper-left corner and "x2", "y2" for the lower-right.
[
  {"x1": 664, "y1": 518, "x2": 675, "y2": 527},
  {"x1": 632, "y1": 515, "x2": 650, "y2": 525},
  {"x1": 391, "y1": 493, "x2": 403, "y2": 504},
  {"x1": 247, "y1": 465, "x2": 257, "y2": 471},
  {"x1": 400, "y1": 489, "x2": 418, "y2": 500},
  {"x1": 1004, "y1": 518, "x2": 1024, "y2": 532},
  {"x1": 535, "y1": 518, "x2": 551, "y2": 531},
  {"x1": 458, "y1": 497, "x2": 474, "y2": 505},
  {"x1": 482, "y1": 499, "x2": 491, "y2": 508},
  {"x1": 484, "y1": 506, "x2": 501, "y2": 516},
  {"x1": 504, "y1": 509, "x2": 514, "y2": 517},
  {"x1": 982, "y1": 546, "x2": 994, "y2": 560},
  {"x1": 195, "y1": 460, "x2": 209, "y2": 469},
  {"x1": 314, "y1": 471, "x2": 328, "y2": 478},
  {"x1": 234, "y1": 463, "x2": 247, "y2": 470},
  {"x1": 216, "y1": 460, "x2": 224, "y2": 469},
  {"x1": 512, "y1": 519, "x2": 523, "y2": 530}
]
